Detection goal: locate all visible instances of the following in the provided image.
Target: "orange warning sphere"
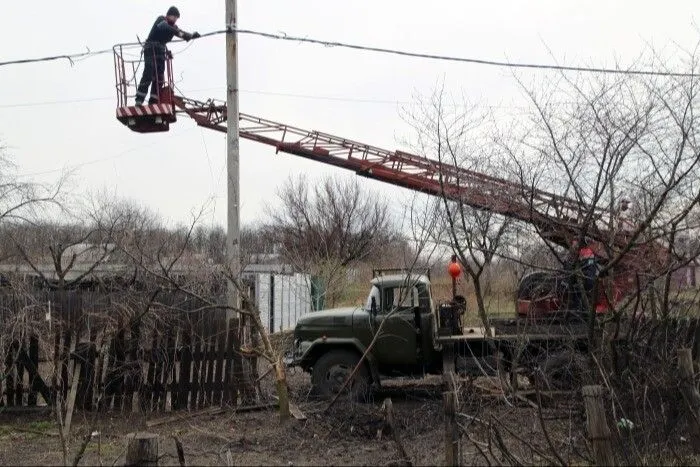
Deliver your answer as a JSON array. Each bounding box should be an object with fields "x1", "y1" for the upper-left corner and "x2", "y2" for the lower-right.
[{"x1": 447, "y1": 260, "x2": 461, "y2": 279}]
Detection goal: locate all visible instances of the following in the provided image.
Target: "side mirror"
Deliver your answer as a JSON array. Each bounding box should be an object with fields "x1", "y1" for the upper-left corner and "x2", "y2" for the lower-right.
[{"x1": 370, "y1": 296, "x2": 377, "y2": 316}]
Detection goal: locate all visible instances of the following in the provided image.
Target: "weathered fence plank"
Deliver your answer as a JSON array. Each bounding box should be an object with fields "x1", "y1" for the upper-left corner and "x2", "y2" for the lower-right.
[
  {"x1": 214, "y1": 330, "x2": 226, "y2": 405},
  {"x1": 0, "y1": 287, "x2": 239, "y2": 414},
  {"x1": 177, "y1": 329, "x2": 192, "y2": 411}
]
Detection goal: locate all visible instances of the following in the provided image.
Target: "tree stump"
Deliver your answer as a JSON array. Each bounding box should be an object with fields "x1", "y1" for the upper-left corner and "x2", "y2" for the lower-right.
[{"x1": 125, "y1": 432, "x2": 159, "y2": 466}]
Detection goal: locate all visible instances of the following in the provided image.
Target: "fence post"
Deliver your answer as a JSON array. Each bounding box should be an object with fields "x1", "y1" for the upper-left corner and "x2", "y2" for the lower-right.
[
  {"x1": 691, "y1": 320, "x2": 700, "y2": 368},
  {"x1": 442, "y1": 341, "x2": 459, "y2": 466},
  {"x1": 582, "y1": 385, "x2": 614, "y2": 466},
  {"x1": 677, "y1": 348, "x2": 700, "y2": 440},
  {"x1": 443, "y1": 390, "x2": 459, "y2": 466},
  {"x1": 125, "y1": 432, "x2": 159, "y2": 466}
]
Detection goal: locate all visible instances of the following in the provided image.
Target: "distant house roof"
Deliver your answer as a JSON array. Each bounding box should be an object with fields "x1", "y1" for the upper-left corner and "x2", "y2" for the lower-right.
[
  {"x1": 242, "y1": 263, "x2": 295, "y2": 275},
  {"x1": 61, "y1": 243, "x2": 117, "y2": 263},
  {"x1": 0, "y1": 241, "x2": 302, "y2": 284}
]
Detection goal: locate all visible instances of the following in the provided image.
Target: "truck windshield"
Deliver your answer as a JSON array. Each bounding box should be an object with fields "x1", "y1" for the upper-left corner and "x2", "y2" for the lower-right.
[{"x1": 383, "y1": 286, "x2": 419, "y2": 313}]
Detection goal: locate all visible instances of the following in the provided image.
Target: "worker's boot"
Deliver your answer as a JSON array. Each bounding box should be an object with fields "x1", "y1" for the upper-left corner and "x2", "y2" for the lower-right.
[
  {"x1": 148, "y1": 96, "x2": 159, "y2": 105},
  {"x1": 134, "y1": 91, "x2": 146, "y2": 106}
]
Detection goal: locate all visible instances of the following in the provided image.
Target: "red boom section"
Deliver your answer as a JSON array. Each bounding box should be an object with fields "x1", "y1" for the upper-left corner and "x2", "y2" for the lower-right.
[
  {"x1": 171, "y1": 95, "x2": 668, "y2": 284},
  {"x1": 173, "y1": 97, "x2": 604, "y2": 245}
]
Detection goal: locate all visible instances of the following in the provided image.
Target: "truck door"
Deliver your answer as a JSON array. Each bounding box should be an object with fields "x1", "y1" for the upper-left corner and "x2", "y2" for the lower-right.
[{"x1": 373, "y1": 285, "x2": 419, "y2": 365}]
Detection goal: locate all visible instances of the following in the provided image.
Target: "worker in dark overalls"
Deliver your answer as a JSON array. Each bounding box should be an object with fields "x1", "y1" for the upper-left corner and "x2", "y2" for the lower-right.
[
  {"x1": 135, "y1": 6, "x2": 200, "y2": 106},
  {"x1": 567, "y1": 237, "x2": 599, "y2": 314}
]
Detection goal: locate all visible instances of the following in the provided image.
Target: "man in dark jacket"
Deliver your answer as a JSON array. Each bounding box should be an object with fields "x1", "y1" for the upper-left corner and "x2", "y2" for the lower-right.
[
  {"x1": 566, "y1": 236, "x2": 600, "y2": 314},
  {"x1": 135, "y1": 6, "x2": 200, "y2": 106}
]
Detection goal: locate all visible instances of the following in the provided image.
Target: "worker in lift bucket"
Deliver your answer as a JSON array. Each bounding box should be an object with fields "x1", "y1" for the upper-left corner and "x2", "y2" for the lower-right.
[{"x1": 135, "y1": 6, "x2": 200, "y2": 106}]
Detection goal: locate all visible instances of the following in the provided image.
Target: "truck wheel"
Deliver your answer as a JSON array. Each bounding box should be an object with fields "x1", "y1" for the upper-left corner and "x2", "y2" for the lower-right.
[{"x1": 311, "y1": 350, "x2": 371, "y2": 402}]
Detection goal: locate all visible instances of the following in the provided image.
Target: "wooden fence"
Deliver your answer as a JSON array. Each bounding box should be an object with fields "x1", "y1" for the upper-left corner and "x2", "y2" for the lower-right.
[{"x1": 0, "y1": 285, "x2": 251, "y2": 413}]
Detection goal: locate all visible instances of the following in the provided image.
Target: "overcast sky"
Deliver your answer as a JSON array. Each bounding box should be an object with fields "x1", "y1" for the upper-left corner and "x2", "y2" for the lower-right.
[{"x1": 1, "y1": 1, "x2": 698, "y2": 229}]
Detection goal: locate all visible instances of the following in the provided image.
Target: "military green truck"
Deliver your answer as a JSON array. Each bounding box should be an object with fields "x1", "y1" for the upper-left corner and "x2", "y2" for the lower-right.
[{"x1": 284, "y1": 269, "x2": 591, "y2": 400}]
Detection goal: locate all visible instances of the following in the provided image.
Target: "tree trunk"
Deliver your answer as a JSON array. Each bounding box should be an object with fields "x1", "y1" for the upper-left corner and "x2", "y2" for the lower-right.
[
  {"x1": 472, "y1": 279, "x2": 492, "y2": 337},
  {"x1": 274, "y1": 357, "x2": 290, "y2": 422},
  {"x1": 248, "y1": 294, "x2": 290, "y2": 422}
]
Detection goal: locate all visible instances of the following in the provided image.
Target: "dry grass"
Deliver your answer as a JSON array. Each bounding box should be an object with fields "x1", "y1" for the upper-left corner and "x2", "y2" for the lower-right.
[{"x1": 2, "y1": 368, "x2": 695, "y2": 466}]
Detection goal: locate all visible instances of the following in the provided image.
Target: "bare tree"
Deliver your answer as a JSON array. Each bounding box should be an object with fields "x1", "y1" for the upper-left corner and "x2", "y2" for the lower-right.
[
  {"x1": 265, "y1": 173, "x2": 396, "y2": 308},
  {"x1": 0, "y1": 149, "x2": 62, "y2": 223},
  {"x1": 0, "y1": 146, "x2": 64, "y2": 263},
  {"x1": 502, "y1": 46, "x2": 700, "y2": 322},
  {"x1": 7, "y1": 194, "x2": 155, "y2": 291},
  {"x1": 487, "y1": 44, "x2": 700, "y2": 464},
  {"x1": 109, "y1": 204, "x2": 298, "y2": 419},
  {"x1": 400, "y1": 85, "x2": 520, "y2": 333}
]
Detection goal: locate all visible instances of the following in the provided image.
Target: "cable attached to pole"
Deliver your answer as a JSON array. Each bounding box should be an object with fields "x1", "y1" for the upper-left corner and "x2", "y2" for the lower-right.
[
  {"x1": 0, "y1": 29, "x2": 228, "y2": 67},
  {"x1": 229, "y1": 27, "x2": 697, "y2": 78},
  {"x1": 0, "y1": 26, "x2": 696, "y2": 78}
]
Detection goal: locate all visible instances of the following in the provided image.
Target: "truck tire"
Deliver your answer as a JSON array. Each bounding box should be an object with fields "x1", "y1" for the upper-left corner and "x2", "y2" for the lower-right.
[{"x1": 311, "y1": 349, "x2": 371, "y2": 402}]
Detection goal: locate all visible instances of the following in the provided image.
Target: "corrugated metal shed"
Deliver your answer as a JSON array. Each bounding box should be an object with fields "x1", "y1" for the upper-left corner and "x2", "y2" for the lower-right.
[{"x1": 242, "y1": 265, "x2": 312, "y2": 333}]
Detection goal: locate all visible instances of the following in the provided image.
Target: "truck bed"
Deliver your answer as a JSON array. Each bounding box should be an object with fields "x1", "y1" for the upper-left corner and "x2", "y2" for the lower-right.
[{"x1": 436, "y1": 317, "x2": 591, "y2": 345}]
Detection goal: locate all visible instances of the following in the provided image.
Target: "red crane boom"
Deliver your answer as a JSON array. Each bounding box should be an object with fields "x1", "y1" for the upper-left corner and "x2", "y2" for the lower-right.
[
  {"x1": 171, "y1": 95, "x2": 667, "y2": 291},
  {"x1": 172, "y1": 95, "x2": 610, "y2": 249}
]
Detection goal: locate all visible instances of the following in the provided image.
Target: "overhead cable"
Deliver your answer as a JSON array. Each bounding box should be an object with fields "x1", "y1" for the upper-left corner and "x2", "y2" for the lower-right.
[
  {"x1": 0, "y1": 26, "x2": 694, "y2": 78},
  {"x1": 231, "y1": 27, "x2": 697, "y2": 78},
  {"x1": 0, "y1": 29, "x2": 227, "y2": 67}
]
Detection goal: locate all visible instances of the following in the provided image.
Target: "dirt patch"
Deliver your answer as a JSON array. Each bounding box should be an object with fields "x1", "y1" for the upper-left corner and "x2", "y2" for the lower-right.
[{"x1": 0, "y1": 370, "x2": 691, "y2": 466}]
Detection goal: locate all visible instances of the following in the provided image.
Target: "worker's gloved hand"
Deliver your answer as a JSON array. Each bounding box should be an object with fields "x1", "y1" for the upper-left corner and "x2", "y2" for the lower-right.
[
  {"x1": 192, "y1": 32, "x2": 201, "y2": 39},
  {"x1": 183, "y1": 32, "x2": 193, "y2": 41},
  {"x1": 166, "y1": 50, "x2": 173, "y2": 59}
]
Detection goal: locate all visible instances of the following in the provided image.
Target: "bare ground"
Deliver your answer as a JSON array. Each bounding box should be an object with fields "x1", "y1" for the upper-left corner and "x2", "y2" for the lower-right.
[{"x1": 0, "y1": 368, "x2": 666, "y2": 466}]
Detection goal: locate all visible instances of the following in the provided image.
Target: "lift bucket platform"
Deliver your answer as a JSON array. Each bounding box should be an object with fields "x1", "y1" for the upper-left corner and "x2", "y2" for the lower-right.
[{"x1": 113, "y1": 43, "x2": 176, "y2": 133}]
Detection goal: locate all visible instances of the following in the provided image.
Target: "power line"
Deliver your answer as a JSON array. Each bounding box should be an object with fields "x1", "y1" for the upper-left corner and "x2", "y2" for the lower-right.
[
  {"x1": 0, "y1": 86, "x2": 540, "y2": 111},
  {"x1": 0, "y1": 47, "x2": 113, "y2": 67},
  {"x1": 0, "y1": 89, "x2": 537, "y2": 116},
  {"x1": 0, "y1": 26, "x2": 694, "y2": 78},
  {"x1": 231, "y1": 27, "x2": 697, "y2": 78},
  {"x1": 0, "y1": 96, "x2": 112, "y2": 108},
  {"x1": 16, "y1": 126, "x2": 199, "y2": 178},
  {"x1": 0, "y1": 29, "x2": 227, "y2": 67},
  {"x1": 0, "y1": 88, "x2": 410, "y2": 109}
]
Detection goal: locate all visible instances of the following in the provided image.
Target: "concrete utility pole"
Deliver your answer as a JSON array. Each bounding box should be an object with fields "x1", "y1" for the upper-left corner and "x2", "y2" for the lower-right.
[{"x1": 225, "y1": 0, "x2": 240, "y2": 318}]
